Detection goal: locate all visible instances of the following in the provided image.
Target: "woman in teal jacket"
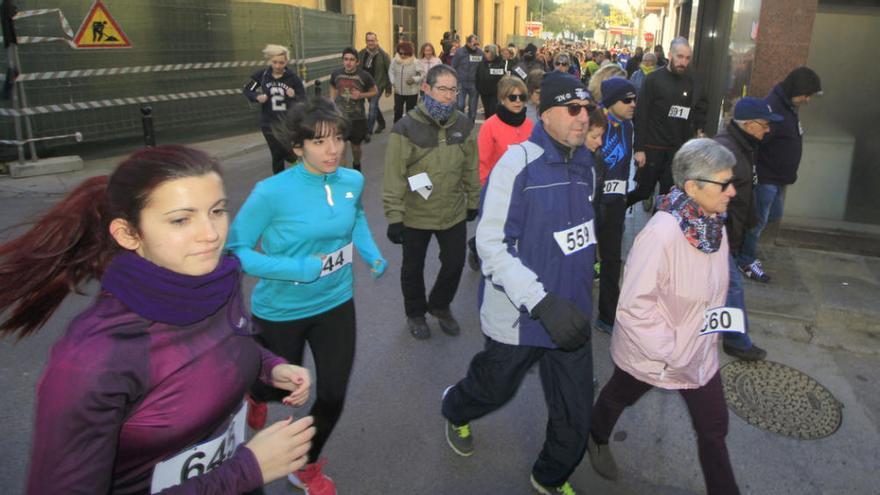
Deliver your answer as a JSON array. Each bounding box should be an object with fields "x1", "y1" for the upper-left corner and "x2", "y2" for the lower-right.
[{"x1": 228, "y1": 97, "x2": 386, "y2": 495}]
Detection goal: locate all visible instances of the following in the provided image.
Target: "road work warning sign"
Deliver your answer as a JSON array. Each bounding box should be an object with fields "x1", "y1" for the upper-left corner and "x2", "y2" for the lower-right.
[{"x1": 73, "y1": 0, "x2": 131, "y2": 48}]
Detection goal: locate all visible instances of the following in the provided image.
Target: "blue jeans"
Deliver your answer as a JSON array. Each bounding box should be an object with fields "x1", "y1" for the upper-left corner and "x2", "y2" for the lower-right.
[
  {"x1": 723, "y1": 254, "x2": 754, "y2": 350},
  {"x1": 737, "y1": 183, "x2": 785, "y2": 266},
  {"x1": 366, "y1": 92, "x2": 385, "y2": 134},
  {"x1": 457, "y1": 83, "x2": 479, "y2": 121}
]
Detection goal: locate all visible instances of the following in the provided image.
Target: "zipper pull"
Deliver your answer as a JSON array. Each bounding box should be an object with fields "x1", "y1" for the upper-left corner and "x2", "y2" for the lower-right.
[{"x1": 324, "y1": 180, "x2": 334, "y2": 207}]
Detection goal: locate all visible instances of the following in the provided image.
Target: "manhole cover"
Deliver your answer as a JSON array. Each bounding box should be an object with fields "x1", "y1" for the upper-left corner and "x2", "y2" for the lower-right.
[{"x1": 720, "y1": 360, "x2": 842, "y2": 439}]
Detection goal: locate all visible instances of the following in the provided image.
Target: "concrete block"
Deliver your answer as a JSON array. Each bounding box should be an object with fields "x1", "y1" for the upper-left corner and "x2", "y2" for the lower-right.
[{"x1": 8, "y1": 155, "x2": 84, "y2": 178}]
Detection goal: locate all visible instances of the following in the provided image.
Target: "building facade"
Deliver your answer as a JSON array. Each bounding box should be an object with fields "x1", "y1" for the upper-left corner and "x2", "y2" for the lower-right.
[
  {"x1": 628, "y1": 0, "x2": 880, "y2": 242},
  {"x1": 261, "y1": 0, "x2": 528, "y2": 52}
]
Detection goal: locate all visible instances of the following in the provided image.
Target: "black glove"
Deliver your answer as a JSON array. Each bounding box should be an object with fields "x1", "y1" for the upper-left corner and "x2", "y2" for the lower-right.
[
  {"x1": 466, "y1": 209, "x2": 478, "y2": 222},
  {"x1": 386, "y1": 222, "x2": 405, "y2": 244},
  {"x1": 530, "y1": 293, "x2": 590, "y2": 350}
]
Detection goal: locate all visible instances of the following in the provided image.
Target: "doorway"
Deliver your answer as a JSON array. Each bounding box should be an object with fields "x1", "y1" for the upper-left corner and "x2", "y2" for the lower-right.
[{"x1": 393, "y1": 0, "x2": 417, "y2": 47}]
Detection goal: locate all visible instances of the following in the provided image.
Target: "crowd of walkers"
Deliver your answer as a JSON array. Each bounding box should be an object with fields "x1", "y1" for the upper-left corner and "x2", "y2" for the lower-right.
[{"x1": 0, "y1": 31, "x2": 822, "y2": 495}]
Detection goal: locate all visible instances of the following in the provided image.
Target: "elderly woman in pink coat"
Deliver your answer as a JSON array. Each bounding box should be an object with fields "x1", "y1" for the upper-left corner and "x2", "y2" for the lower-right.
[{"x1": 587, "y1": 138, "x2": 742, "y2": 495}]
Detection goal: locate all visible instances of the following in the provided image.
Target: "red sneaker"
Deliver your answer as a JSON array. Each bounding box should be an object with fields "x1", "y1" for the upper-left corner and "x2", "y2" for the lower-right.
[
  {"x1": 288, "y1": 459, "x2": 336, "y2": 495},
  {"x1": 246, "y1": 395, "x2": 267, "y2": 430}
]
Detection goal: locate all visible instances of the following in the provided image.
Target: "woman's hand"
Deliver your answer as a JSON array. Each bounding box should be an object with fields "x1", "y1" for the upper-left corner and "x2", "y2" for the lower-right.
[
  {"x1": 371, "y1": 258, "x2": 387, "y2": 279},
  {"x1": 256, "y1": 94, "x2": 268, "y2": 103},
  {"x1": 271, "y1": 364, "x2": 311, "y2": 407},
  {"x1": 247, "y1": 416, "x2": 315, "y2": 484}
]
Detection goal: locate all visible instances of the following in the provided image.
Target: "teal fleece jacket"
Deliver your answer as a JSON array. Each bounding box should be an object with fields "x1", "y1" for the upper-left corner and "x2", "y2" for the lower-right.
[{"x1": 228, "y1": 164, "x2": 386, "y2": 321}]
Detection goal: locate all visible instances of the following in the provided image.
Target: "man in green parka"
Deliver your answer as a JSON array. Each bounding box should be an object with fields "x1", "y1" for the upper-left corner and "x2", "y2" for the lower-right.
[{"x1": 383, "y1": 64, "x2": 480, "y2": 340}]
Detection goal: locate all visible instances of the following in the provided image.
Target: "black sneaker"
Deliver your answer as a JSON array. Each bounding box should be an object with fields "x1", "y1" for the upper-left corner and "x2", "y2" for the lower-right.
[
  {"x1": 374, "y1": 124, "x2": 385, "y2": 134},
  {"x1": 723, "y1": 343, "x2": 767, "y2": 361},
  {"x1": 407, "y1": 316, "x2": 430, "y2": 339},
  {"x1": 738, "y1": 260, "x2": 770, "y2": 283},
  {"x1": 429, "y1": 308, "x2": 461, "y2": 336}
]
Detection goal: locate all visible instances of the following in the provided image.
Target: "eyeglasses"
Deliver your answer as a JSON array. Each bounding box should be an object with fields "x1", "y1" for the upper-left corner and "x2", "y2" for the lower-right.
[
  {"x1": 564, "y1": 103, "x2": 597, "y2": 117},
  {"x1": 693, "y1": 178, "x2": 734, "y2": 191},
  {"x1": 506, "y1": 94, "x2": 528, "y2": 102},
  {"x1": 433, "y1": 86, "x2": 459, "y2": 95},
  {"x1": 620, "y1": 97, "x2": 636, "y2": 105}
]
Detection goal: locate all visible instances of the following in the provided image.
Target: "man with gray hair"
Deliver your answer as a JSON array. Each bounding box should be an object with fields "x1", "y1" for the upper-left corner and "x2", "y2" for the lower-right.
[
  {"x1": 629, "y1": 51, "x2": 656, "y2": 93},
  {"x1": 711, "y1": 97, "x2": 782, "y2": 362},
  {"x1": 628, "y1": 37, "x2": 707, "y2": 210},
  {"x1": 383, "y1": 64, "x2": 480, "y2": 339},
  {"x1": 451, "y1": 34, "x2": 484, "y2": 121}
]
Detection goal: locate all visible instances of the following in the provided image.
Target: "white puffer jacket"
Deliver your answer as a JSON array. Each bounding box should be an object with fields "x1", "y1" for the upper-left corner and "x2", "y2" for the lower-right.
[{"x1": 388, "y1": 54, "x2": 423, "y2": 96}]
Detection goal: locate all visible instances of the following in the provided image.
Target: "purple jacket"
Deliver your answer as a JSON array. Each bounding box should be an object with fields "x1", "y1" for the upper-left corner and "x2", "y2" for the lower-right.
[{"x1": 27, "y1": 291, "x2": 285, "y2": 494}]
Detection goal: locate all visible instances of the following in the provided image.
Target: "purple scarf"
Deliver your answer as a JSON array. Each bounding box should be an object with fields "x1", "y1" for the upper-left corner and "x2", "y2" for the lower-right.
[
  {"x1": 656, "y1": 187, "x2": 726, "y2": 254},
  {"x1": 101, "y1": 251, "x2": 250, "y2": 330}
]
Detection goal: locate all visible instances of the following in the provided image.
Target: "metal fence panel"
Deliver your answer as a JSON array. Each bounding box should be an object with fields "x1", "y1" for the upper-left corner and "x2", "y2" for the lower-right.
[{"x1": 1, "y1": 1, "x2": 353, "y2": 159}]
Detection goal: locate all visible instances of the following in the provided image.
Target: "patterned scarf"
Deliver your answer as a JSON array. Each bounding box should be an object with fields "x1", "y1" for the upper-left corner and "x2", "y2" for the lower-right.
[
  {"x1": 423, "y1": 92, "x2": 455, "y2": 123},
  {"x1": 656, "y1": 187, "x2": 726, "y2": 254}
]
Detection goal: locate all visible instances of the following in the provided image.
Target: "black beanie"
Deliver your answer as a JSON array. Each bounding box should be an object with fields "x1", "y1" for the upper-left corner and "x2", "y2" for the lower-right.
[
  {"x1": 601, "y1": 77, "x2": 637, "y2": 108},
  {"x1": 780, "y1": 66, "x2": 822, "y2": 100},
  {"x1": 539, "y1": 71, "x2": 591, "y2": 115}
]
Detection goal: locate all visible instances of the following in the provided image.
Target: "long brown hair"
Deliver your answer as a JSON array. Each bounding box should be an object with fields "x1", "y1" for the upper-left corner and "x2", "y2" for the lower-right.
[{"x1": 0, "y1": 145, "x2": 222, "y2": 339}]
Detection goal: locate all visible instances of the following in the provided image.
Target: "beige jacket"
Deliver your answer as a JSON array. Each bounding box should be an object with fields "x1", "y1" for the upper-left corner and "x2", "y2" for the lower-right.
[{"x1": 611, "y1": 212, "x2": 729, "y2": 390}]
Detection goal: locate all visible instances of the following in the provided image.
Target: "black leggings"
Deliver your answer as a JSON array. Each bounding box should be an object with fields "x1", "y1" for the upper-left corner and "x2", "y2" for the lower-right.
[
  {"x1": 262, "y1": 128, "x2": 294, "y2": 175},
  {"x1": 250, "y1": 299, "x2": 356, "y2": 462},
  {"x1": 393, "y1": 93, "x2": 418, "y2": 122},
  {"x1": 592, "y1": 366, "x2": 739, "y2": 495}
]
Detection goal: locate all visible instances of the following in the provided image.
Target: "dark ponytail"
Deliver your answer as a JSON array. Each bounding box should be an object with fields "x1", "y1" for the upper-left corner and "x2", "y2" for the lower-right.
[{"x1": 0, "y1": 145, "x2": 221, "y2": 339}]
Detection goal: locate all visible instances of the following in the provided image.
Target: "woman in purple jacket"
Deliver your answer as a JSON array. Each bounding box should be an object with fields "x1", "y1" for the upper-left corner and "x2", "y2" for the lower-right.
[{"x1": 0, "y1": 145, "x2": 315, "y2": 494}]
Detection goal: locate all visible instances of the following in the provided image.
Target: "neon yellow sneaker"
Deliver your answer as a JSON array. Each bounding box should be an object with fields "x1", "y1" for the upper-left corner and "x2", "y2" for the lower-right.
[{"x1": 530, "y1": 474, "x2": 578, "y2": 495}]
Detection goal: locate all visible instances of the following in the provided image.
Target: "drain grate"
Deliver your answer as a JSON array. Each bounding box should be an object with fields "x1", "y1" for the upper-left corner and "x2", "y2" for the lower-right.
[{"x1": 720, "y1": 360, "x2": 842, "y2": 439}]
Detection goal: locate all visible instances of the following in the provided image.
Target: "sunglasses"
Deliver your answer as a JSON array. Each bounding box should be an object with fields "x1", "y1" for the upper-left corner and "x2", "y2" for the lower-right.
[
  {"x1": 506, "y1": 94, "x2": 528, "y2": 102},
  {"x1": 564, "y1": 103, "x2": 597, "y2": 117},
  {"x1": 555, "y1": 62, "x2": 570, "y2": 66},
  {"x1": 693, "y1": 178, "x2": 734, "y2": 191},
  {"x1": 620, "y1": 97, "x2": 636, "y2": 104}
]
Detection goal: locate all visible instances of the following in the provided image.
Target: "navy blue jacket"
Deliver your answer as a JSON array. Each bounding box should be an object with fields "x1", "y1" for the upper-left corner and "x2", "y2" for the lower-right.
[
  {"x1": 475, "y1": 123, "x2": 596, "y2": 349},
  {"x1": 757, "y1": 84, "x2": 803, "y2": 186},
  {"x1": 598, "y1": 111, "x2": 633, "y2": 203},
  {"x1": 243, "y1": 67, "x2": 306, "y2": 129}
]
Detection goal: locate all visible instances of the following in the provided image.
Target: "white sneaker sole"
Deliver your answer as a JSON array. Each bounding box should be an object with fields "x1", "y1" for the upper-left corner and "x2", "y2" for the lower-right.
[
  {"x1": 287, "y1": 473, "x2": 308, "y2": 493},
  {"x1": 529, "y1": 474, "x2": 553, "y2": 494}
]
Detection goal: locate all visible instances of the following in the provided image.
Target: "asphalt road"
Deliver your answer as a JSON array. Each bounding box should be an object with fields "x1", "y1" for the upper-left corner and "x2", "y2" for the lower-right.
[{"x1": 1, "y1": 129, "x2": 878, "y2": 495}]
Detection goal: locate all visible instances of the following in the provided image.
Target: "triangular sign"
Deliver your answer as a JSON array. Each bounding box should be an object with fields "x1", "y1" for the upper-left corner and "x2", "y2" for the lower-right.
[{"x1": 73, "y1": 0, "x2": 131, "y2": 49}]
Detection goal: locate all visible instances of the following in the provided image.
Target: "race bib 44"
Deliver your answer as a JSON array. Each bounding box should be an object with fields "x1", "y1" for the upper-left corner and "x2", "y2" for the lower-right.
[{"x1": 320, "y1": 243, "x2": 353, "y2": 277}]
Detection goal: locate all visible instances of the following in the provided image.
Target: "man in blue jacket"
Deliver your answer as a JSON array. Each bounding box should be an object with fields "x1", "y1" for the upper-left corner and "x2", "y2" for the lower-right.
[
  {"x1": 441, "y1": 72, "x2": 596, "y2": 495},
  {"x1": 739, "y1": 67, "x2": 822, "y2": 282},
  {"x1": 451, "y1": 34, "x2": 484, "y2": 121}
]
